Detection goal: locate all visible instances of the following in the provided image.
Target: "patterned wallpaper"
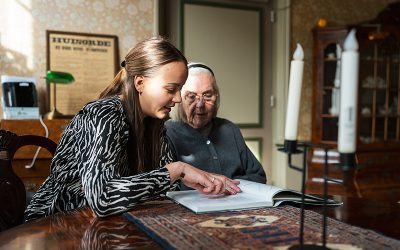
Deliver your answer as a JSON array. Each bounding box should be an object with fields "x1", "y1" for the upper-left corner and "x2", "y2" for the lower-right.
[
  {"x1": 291, "y1": 0, "x2": 399, "y2": 140},
  {"x1": 0, "y1": 0, "x2": 154, "y2": 115},
  {"x1": 2, "y1": 0, "x2": 398, "y2": 135}
]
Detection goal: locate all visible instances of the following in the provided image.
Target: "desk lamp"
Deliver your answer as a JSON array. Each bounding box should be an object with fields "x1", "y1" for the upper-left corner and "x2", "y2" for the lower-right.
[{"x1": 44, "y1": 71, "x2": 74, "y2": 119}]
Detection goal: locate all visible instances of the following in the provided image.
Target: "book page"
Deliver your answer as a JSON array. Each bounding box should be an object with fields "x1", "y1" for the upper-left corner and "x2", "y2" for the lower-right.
[
  {"x1": 239, "y1": 180, "x2": 341, "y2": 206},
  {"x1": 167, "y1": 190, "x2": 272, "y2": 213},
  {"x1": 237, "y1": 179, "x2": 283, "y2": 201}
]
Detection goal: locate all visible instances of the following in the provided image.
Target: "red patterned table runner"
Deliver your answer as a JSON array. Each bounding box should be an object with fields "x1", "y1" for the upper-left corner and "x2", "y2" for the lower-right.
[{"x1": 124, "y1": 200, "x2": 400, "y2": 250}]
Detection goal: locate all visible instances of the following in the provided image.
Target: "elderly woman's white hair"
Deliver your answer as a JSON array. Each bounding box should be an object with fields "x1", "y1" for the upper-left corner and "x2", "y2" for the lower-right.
[{"x1": 173, "y1": 62, "x2": 220, "y2": 122}]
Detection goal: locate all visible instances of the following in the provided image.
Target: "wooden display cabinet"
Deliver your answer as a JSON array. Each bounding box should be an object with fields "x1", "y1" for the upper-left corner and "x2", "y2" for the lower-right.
[
  {"x1": 0, "y1": 119, "x2": 70, "y2": 192},
  {"x1": 307, "y1": 3, "x2": 400, "y2": 200}
]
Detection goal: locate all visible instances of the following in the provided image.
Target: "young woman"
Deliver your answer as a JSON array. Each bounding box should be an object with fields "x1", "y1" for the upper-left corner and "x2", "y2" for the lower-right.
[{"x1": 25, "y1": 37, "x2": 240, "y2": 222}]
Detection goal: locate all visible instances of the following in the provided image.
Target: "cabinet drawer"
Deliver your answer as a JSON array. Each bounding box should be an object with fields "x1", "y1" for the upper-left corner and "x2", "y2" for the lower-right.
[
  {"x1": 23, "y1": 177, "x2": 48, "y2": 192},
  {"x1": 12, "y1": 160, "x2": 52, "y2": 192},
  {"x1": 1, "y1": 119, "x2": 69, "y2": 159},
  {"x1": 357, "y1": 151, "x2": 400, "y2": 166},
  {"x1": 11, "y1": 160, "x2": 51, "y2": 178}
]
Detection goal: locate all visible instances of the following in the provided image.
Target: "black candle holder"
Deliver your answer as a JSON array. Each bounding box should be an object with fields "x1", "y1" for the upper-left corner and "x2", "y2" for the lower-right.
[
  {"x1": 279, "y1": 139, "x2": 302, "y2": 155},
  {"x1": 339, "y1": 152, "x2": 357, "y2": 171},
  {"x1": 278, "y1": 140, "x2": 351, "y2": 250}
]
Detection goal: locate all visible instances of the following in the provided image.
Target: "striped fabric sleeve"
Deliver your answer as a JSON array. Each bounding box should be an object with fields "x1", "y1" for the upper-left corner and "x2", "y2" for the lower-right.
[{"x1": 77, "y1": 105, "x2": 172, "y2": 217}]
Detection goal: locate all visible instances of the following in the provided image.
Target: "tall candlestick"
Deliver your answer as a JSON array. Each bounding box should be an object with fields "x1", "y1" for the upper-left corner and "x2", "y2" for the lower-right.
[
  {"x1": 338, "y1": 29, "x2": 359, "y2": 154},
  {"x1": 284, "y1": 43, "x2": 304, "y2": 141}
]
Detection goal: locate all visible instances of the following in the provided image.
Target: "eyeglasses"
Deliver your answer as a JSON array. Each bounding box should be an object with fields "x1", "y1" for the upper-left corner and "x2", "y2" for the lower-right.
[{"x1": 184, "y1": 92, "x2": 218, "y2": 104}]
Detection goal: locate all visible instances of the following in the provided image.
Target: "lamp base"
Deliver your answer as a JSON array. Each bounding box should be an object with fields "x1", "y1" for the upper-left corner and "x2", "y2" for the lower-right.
[{"x1": 44, "y1": 108, "x2": 66, "y2": 120}]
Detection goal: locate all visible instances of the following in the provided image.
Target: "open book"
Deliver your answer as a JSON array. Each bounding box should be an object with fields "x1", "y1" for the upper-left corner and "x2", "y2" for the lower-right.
[{"x1": 166, "y1": 179, "x2": 342, "y2": 213}]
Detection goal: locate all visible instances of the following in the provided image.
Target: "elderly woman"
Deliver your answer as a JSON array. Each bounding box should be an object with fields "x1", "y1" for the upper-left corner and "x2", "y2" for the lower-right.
[{"x1": 165, "y1": 62, "x2": 266, "y2": 190}]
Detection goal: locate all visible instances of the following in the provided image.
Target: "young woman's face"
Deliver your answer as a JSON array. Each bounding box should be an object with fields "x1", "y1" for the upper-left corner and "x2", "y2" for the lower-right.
[{"x1": 138, "y1": 61, "x2": 188, "y2": 119}]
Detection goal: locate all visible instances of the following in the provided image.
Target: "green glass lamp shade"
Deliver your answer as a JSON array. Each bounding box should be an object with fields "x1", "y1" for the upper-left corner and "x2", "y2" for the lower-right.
[
  {"x1": 44, "y1": 71, "x2": 74, "y2": 119},
  {"x1": 46, "y1": 71, "x2": 74, "y2": 84}
]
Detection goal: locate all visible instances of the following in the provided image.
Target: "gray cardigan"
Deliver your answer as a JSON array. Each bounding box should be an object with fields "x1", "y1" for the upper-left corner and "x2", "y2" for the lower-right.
[{"x1": 165, "y1": 118, "x2": 266, "y2": 189}]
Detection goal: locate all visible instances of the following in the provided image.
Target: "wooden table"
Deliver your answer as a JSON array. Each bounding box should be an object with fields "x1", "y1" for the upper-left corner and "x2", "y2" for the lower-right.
[
  {"x1": 0, "y1": 196, "x2": 398, "y2": 249},
  {"x1": 320, "y1": 195, "x2": 400, "y2": 240},
  {"x1": 0, "y1": 208, "x2": 162, "y2": 249}
]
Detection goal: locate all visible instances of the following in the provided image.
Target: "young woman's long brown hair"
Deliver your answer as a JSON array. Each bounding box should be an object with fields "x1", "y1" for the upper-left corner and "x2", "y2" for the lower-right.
[{"x1": 99, "y1": 37, "x2": 187, "y2": 173}]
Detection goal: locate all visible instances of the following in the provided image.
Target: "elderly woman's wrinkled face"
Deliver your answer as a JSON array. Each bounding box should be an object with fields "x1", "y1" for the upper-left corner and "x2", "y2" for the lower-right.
[{"x1": 181, "y1": 72, "x2": 217, "y2": 129}]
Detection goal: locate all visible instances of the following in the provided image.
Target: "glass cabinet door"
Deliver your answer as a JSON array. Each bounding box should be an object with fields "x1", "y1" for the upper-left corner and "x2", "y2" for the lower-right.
[
  {"x1": 321, "y1": 43, "x2": 340, "y2": 142},
  {"x1": 358, "y1": 32, "x2": 400, "y2": 145}
]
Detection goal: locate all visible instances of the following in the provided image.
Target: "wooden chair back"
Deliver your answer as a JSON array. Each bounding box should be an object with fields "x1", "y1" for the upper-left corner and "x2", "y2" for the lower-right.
[{"x1": 0, "y1": 129, "x2": 57, "y2": 231}]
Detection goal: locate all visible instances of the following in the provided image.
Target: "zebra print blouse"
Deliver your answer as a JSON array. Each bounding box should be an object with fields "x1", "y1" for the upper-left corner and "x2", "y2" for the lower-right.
[{"x1": 25, "y1": 96, "x2": 176, "y2": 222}]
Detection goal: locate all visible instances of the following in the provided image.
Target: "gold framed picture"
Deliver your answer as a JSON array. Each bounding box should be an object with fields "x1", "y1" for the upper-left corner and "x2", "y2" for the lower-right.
[{"x1": 46, "y1": 30, "x2": 119, "y2": 115}]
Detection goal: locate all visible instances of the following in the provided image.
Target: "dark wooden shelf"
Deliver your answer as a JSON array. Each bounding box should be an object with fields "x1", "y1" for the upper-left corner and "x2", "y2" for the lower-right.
[
  {"x1": 321, "y1": 114, "x2": 339, "y2": 118},
  {"x1": 310, "y1": 4, "x2": 400, "y2": 200},
  {"x1": 361, "y1": 114, "x2": 399, "y2": 118}
]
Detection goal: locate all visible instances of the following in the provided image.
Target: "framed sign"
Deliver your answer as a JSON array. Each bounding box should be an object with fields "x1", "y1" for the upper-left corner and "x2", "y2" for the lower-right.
[
  {"x1": 181, "y1": 0, "x2": 263, "y2": 127},
  {"x1": 46, "y1": 30, "x2": 119, "y2": 115}
]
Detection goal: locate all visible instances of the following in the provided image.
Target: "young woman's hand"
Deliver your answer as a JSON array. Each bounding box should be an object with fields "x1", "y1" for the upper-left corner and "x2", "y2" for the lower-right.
[{"x1": 166, "y1": 161, "x2": 241, "y2": 195}]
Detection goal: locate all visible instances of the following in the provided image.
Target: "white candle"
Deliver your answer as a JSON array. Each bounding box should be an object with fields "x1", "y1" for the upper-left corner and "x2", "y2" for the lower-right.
[
  {"x1": 284, "y1": 43, "x2": 304, "y2": 141},
  {"x1": 338, "y1": 29, "x2": 359, "y2": 153},
  {"x1": 334, "y1": 44, "x2": 342, "y2": 88},
  {"x1": 330, "y1": 44, "x2": 342, "y2": 115}
]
